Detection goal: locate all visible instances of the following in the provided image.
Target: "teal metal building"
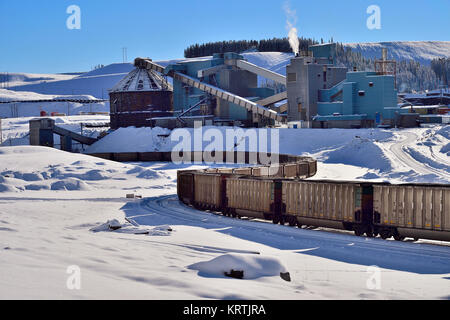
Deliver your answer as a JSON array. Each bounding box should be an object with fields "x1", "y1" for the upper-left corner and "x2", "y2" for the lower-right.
[{"x1": 315, "y1": 71, "x2": 399, "y2": 127}]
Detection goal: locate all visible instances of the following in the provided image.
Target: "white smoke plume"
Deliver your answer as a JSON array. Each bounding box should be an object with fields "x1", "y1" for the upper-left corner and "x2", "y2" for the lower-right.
[{"x1": 283, "y1": 1, "x2": 299, "y2": 56}]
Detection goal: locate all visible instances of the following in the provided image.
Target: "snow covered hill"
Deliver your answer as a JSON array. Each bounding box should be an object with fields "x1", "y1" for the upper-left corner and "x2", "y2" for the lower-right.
[
  {"x1": 7, "y1": 63, "x2": 134, "y2": 99},
  {"x1": 0, "y1": 89, "x2": 109, "y2": 119},
  {"x1": 345, "y1": 41, "x2": 450, "y2": 65},
  {"x1": 1, "y1": 72, "x2": 79, "y2": 88}
]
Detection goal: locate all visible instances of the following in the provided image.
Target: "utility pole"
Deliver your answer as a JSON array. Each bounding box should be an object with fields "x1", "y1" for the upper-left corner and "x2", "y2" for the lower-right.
[{"x1": 122, "y1": 47, "x2": 127, "y2": 63}]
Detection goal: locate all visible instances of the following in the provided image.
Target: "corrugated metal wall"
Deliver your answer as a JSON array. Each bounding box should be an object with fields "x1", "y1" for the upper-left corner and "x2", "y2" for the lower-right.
[
  {"x1": 283, "y1": 181, "x2": 358, "y2": 222},
  {"x1": 226, "y1": 178, "x2": 273, "y2": 213},
  {"x1": 374, "y1": 185, "x2": 450, "y2": 231},
  {"x1": 194, "y1": 174, "x2": 222, "y2": 208}
]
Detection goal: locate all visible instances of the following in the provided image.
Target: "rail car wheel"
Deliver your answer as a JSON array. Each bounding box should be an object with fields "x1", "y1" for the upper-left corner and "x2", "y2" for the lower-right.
[
  {"x1": 287, "y1": 216, "x2": 297, "y2": 227},
  {"x1": 297, "y1": 222, "x2": 303, "y2": 229},
  {"x1": 380, "y1": 230, "x2": 391, "y2": 240},
  {"x1": 273, "y1": 216, "x2": 280, "y2": 224},
  {"x1": 394, "y1": 234, "x2": 405, "y2": 242},
  {"x1": 414, "y1": 238, "x2": 419, "y2": 242},
  {"x1": 354, "y1": 229, "x2": 363, "y2": 237}
]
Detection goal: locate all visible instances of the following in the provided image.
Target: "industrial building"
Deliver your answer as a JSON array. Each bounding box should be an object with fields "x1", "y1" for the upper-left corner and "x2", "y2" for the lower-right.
[
  {"x1": 287, "y1": 44, "x2": 403, "y2": 128},
  {"x1": 286, "y1": 44, "x2": 348, "y2": 126},
  {"x1": 108, "y1": 43, "x2": 420, "y2": 130},
  {"x1": 109, "y1": 65, "x2": 173, "y2": 129}
]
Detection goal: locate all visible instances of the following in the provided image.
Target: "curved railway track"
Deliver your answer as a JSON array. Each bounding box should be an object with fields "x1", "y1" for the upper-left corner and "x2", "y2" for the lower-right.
[{"x1": 126, "y1": 195, "x2": 450, "y2": 274}]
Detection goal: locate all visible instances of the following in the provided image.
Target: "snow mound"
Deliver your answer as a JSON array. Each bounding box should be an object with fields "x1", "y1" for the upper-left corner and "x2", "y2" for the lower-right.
[
  {"x1": 91, "y1": 220, "x2": 173, "y2": 236},
  {"x1": 136, "y1": 169, "x2": 161, "y2": 179},
  {"x1": 436, "y1": 126, "x2": 450, "y2": 140},
  {"x1": 0, "y1": 176, "x2": 20, "y2": 192},
  {"x1": 324, "y1": 138, "x2": 392, "y2": 172},
  {"x1": 441, "y1": 144, "x2": 450, "y2": 156},
  {"x1": 188, "y1": 254, "x2": 288, "y2": 280},
  {"x1": 50, "y1": 178, "x2": 91, "y2": 191},
  {"x1": 86, "y1": 126, "x2": 171, "y2": 154}
]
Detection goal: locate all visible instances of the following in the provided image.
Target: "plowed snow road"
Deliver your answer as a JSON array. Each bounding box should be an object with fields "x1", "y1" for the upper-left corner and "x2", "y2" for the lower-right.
[{"x1": 390, "y1": 131, "x2": 450, "y2": 180}]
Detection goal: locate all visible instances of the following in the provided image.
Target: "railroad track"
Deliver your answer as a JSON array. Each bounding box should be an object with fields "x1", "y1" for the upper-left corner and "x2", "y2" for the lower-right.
[{"x1": 128, "y1": 195, "x2": 450, "y2": 274}]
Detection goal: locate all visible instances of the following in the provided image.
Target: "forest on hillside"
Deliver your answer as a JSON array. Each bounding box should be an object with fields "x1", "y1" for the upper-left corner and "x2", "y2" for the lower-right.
[{"x1": 184, "y1": 38, "x2": 449, "y2": 93}]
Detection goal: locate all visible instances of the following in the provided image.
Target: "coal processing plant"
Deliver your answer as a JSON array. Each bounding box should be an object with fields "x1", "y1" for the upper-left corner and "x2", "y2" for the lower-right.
[{"x1": 109, "y1": 43, "x2": 440, "y2": 130}]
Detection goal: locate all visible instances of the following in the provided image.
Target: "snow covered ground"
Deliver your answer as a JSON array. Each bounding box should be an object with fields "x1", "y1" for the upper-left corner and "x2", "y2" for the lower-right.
[
  {"x1": 84, "y1": 124, "x2": 450, "y2": 184},
  {"x1": 0, "y1": 146, "x2": 449, "y2": 300},
  {"x1": 0, "y1": 43, "x2": 449, "y2": 299}
]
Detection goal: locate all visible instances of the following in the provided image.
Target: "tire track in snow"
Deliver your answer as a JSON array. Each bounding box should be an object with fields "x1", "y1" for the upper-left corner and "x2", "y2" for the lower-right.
[
  {"x1": 135, "y1": 195, "x2": 450, "y2": 272},
  {"x1": 390, "y1": 131, "x2": 450, "y2": 180}
]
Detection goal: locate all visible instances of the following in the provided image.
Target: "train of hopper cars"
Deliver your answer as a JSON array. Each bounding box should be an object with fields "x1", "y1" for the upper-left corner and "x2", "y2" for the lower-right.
[{"x1": 177, "y1": 163, "x2": 450, "y2": 242}]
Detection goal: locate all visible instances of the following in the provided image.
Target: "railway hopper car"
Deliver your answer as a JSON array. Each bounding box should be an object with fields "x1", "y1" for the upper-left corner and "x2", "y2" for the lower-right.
[
  {"x1": 177, "y1": 170, "x2": 196, "y2": 205},
  {"x1": 373, "y1": 184, "x2": 450, "y2": 241},
  {"x1": 192, "y1": 173, "x2": 228, "y2": 211},
  {"x1": 225, "y1": 177, "x2": 282, "y2": 221},
  {"x1": 282, "y1": 180, "x2": 375, "y2": 236},
  {"x1": 176, "y1": 152, "x2": 449, "y2": 242}
]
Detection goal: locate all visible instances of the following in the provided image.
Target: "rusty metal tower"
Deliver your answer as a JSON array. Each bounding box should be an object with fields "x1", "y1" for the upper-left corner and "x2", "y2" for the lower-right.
[{"x1": 375, "y1": 48, "x2": 397, "y2": 88}]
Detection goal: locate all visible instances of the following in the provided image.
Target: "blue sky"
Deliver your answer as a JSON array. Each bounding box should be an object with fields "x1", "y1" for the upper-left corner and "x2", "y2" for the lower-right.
[{"x1": 0, "y1": 0, "x2": 449, "y2": 74}]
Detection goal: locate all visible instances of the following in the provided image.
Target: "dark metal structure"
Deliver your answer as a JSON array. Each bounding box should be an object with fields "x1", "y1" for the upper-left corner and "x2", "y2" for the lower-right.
[{"x1": 109, "y1": 65, "x2": 173, "y2": 129}]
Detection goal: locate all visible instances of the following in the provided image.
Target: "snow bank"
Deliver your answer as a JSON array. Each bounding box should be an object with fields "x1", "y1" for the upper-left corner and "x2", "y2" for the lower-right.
[
  {"x1": 50, "y1": 178, "x2": 91, "y2": 191},
  {"x1": 0, "y1": 146, "x2": 164, "y2": 193},
  {"x1": 188, "y1": 254, "x2": 288, "y2": 280},
  {"x1": 325, "y1": 138, "x2": 392, "y2": 172},
  {"x1": 86, "y1": 126, "x2": 171, "y2": 153},
  {"x1": 87, "y1": 127, "x2": 392, "y2": 155},
  {"x1": 84, "y1": 125, "x2": 450, "y2": 183}
]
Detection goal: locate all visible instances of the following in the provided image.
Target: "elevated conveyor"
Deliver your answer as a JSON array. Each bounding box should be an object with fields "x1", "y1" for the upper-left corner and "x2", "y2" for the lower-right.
[
  {"x1": 52, "y1": 125, "x2": 98, "y2": 145},
  {"x1": 135, "y1": 58, "x2": 286, "y2": 123},
  {"x1": 255, "y1": 91, "x2": 287, "y2": 107},
  {"x1": 231, "y1": 59, "x2": 287, "y2": 85}
]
